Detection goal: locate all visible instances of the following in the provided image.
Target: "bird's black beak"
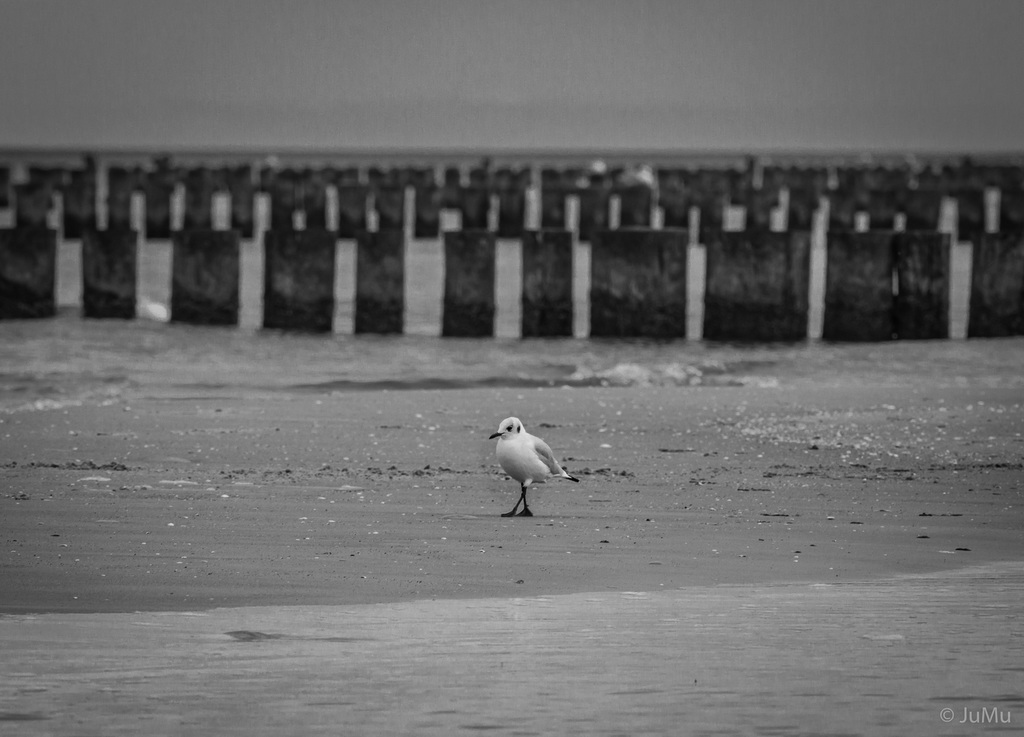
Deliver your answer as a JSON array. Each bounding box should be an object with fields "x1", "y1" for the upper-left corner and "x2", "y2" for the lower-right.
[{"x1": 488, "y1": 432, "x2": 502, "y2": 439}]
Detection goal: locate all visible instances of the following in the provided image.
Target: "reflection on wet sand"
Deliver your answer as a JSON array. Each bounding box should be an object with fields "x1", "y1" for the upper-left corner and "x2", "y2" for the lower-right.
[{"x1": 2, "y1": 562, "x2": 1022, "y2": 736}]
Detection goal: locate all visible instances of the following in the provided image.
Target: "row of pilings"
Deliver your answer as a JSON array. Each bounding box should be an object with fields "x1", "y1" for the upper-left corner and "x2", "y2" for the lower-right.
[
  {"x1": 1, "y1": 153, "x2": 1022, "y2": 339},
  {"x1": 1, "y1": 225, "x2": 1020, "y2": 340}
]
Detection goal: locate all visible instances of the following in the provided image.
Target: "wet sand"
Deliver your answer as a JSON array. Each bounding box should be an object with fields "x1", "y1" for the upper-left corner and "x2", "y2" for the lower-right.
[
  {"x1": 2, "y1": 380, "x2": 1023, "y2": 734},
  {"x1": 3, "y1": 564, "x2": 1023, "y2": 736}
]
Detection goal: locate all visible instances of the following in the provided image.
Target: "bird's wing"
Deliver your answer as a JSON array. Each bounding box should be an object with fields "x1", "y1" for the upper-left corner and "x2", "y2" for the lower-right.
[{"x1": 531, "y1": 436, "x2": 563, "y2": 474}]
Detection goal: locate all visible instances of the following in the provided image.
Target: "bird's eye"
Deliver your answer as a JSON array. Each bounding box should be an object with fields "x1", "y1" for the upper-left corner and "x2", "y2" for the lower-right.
[{"x1": 506, "y1": 425, "x2": 513, "y2": 431}]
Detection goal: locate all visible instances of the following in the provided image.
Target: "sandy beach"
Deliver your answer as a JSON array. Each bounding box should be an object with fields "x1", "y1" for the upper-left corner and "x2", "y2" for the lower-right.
[
  {"x1": 3, "y1": 380, "x2": 1024, "y2": 612},
  {"x1": 2, "y1": 353, "x2": 1023, "y2": 734}
]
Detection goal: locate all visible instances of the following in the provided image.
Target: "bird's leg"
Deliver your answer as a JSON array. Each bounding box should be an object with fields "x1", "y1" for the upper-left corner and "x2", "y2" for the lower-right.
[
  {"x1": 501, "y1": 485, "x2": 527, "y2": 517},
  {"x1": 516, "y1": 485, "x2": 533, "y2": 517}
]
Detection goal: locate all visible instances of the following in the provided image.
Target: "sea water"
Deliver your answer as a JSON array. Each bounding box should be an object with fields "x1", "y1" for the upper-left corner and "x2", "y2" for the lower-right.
[{"x1": 1, "y1": 236, "x2": 1022, "y2": 413}]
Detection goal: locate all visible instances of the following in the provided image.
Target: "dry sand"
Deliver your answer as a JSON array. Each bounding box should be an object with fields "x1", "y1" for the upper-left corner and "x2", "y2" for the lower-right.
[{"x1": 2, "y1": 379, "x2": 1023, "y2": 734}]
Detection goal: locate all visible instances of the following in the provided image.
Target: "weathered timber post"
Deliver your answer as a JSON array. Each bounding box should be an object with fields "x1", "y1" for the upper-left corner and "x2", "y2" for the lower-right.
[
  {"x1": 336, "y1": 185, "x2": 369, "y2": 238},
  {"x1": 540, "y1": 186, "x2": 568, "y2": 230},
  {"x1": 170, "y1": 230, "x2": 240, "y2": 325},
  {"x1": 577, "y1": 186, "x2": 610, "y2": 242},
  {"x1": 301, "y1": 170, "x2": 329, "y2": 230},
  {"x1": 821, "y1": 231, "x2": 895, "y2": 341},
  {"x1": 143, "y1": 169, "x2": 175, "y2": 239},
  {"x1": 894, "y1": 231, "x2": 950, "y2": 339},
  {"x1": 496, "y1": 186, "x2": 526, "y2": 239},
  {"x1": 14, "y1": 182, "x2": 54, "y2": 228},
  {"x1": 374, "y1": 186, "x2": 406, "y2": 232},
  {"x1": 704, "y1": 230, "x2": 810, "y2": 341},
  {"x1": 459, "y1": 187, "x2": 491, "y2": 231},
  {"x1": 442, "y1": 230, "x2": 495, "y2": 337},
  {"x1": 414, "y1": 186, "x2": 442, "y2": 239},
  {"x1": 262, "y1": 229, "x2": 336, "y2": 332},
  {"x1": 590, "y1": 228, "x2": 687, "y2": 338},
  {"x1": 968, "y1": 231, "x2": 1024, "y2": 337},
  {"x1": 82, "y1": 228, "x2": 137, "y2": 319},
  {"x1": 0, "y1": 228, "x2": 57, "y2": 319},
  {"x1": 182, "y1": 168, "x2": 215, "y2": 231},
  {"x1": 62, "y1": 169, "x2": 97, "y2": 239},
  {"x1": 615, "y1": 185, "x2": 652, "y2": 228},
  {"x1": 226, "y1": 165, "x2": 255, "y2": 238},
  {"x1": 521, "y1": 229, "x2": 573, "y2": 337},
  {"x1": 355, "y1": 229, "x2": 404, "y2": 334}
]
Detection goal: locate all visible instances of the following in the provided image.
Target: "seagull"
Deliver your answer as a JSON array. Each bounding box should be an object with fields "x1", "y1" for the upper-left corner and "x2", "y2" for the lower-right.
[{"x1": 489, "y1": 417, "x2": 579, "y2": 517}]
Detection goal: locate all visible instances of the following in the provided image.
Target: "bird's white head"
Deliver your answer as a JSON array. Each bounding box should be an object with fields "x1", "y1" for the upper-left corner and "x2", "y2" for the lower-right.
[{"x1": 489, "y1": 416, "x2": 524, "y2": 440}]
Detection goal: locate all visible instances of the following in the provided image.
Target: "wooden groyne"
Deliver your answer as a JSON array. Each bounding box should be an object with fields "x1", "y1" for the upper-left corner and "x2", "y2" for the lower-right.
[{"x1": 1, "y1": 153, "x2": 1022, "y2": 340}]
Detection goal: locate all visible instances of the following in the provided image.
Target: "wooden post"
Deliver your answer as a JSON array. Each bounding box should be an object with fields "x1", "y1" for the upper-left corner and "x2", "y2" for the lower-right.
[
  {"x1": 745, "y1": 186, "x2": 779, "y2": 232},
  {"x1": 696, "y1": 191, "x2": 727, "y2": 241},
  {"x1": 590, "y1": 228, "x2": 687, "y2": 338},
  {"x1": 616, "y1": 185, "x2": 652, "y2": 228},
  {"x1": 61, "y1": 169, "x2": 97, "y2": 239},
  {"x1": 787, "y1": 186, "x2": 819, "y2": 232},
  {"x1": 866, "y1": 189, "x2": 901, "y2": 231},
  {"x1": 578, "y1": 186, "x2": 610, "y2": 242},
  {"x1": 332, "y1": 166, "x2": 360, "y2": 187},
  {"x1": 540, "y1": 186, "x2": 568, "y2": 230},
  {"x1": 955, "y1": 188, "x2": 985, "y2": 243},
  {"x1": 865, "y1": 167, "x2": 907, "y2": 231},
  {"x1": 821, "y1": 231, "x2": 894, "y2": 341},
  {"x1": 182, "y1": 168, "x2": 214, "y2": 231},
  {"x1": 366, "y1": 166, "x2": 385, "y2": 187},
  {"x1": 495, "y1": 167, "x2": 528, "y2": 239},
  {"x1": 903, "y1": 189, "x2": 943, "y2": 231},
  {"x1": 693, "y1": 169, "x2": 732, "y2": 241},
  {"x1": 496, "y1": 186, "x2": 526, "y2": 239},
  {"x1": 227, "y1": 165, "x2": 255, "y2": 238},
  {"x1": 408, "y1": 167, "x2": 435, "y2": 190},
  {"x1": 0, "y1": 228, "x2": 57, "y2": 319},
  {"x1": 336, "y1": 185, "x2": 368, "y2": 238},
  {"x1": 397, "y1": 166, "x2": 427, "y2": 188},
  {"x1": 704, "y1": 230, "x2": 810, "y2": 341},
  {"x1": 14, "y1": 182, "x2": 53, "y2": 228},
  {"x1": 262, "y1": 229, "x2": 335, "y2": 332},
  {"x1": 414, "y1": 186, "x2": 442, "y2": 239},
  {"x1": 459, "y1": 187, "x2": 491, "y2": 230},
  {"x1": 968, "y1": 231, "x2": 1024, "y2": 337},
  {"x1": 468, "y1": 164, "x2": 491, "y2": 189},
  {"x1": 374, "y1": 186, "x2": 405, "y2": 232},
  {"x1": 442, "y1": 230, "x2": 495, "y2": 337},
  {"x1": 999, "y1": 189, "x2": 1024, "y2": 233},
  {"x1": 144, "y1": 175, "x2": 175, "y2": 239},
  {"x1": 441, "y1": 167, "x2": 462, "y2": 208},
  {"x1": 657, "y1": 171, "x2": 690, "y2": 229},
  {"x1": 785, "y1": 168, "x2": 826, "y2": 231},
  {"x1": 82, "y1": 229, "x2": 137, "y2": 319},
  {"x1": 827, "y1": 187, "x2": 860, "y2": 232},
  {"x1": 355, "y1": 230, "x2": 404, "y2": 334},
  {"x1": 267, "y1": 171, "x2": 300, "y2": 232},
  {"x1": 301, "y1": 171, "x2": 329, "y2": 230},
  {"x1": 894, "y1": 231, "x2": 950, "y2": 339},
  {"x1": 521, "y1": 229, "x2": 573, "y2": 337},
  {"x1": 170, "y1": 230, "x2": 239, "y2": 325}
]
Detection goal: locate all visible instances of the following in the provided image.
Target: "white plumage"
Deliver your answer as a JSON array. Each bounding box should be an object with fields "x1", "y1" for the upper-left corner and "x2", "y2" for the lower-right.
[{"x1": 489, "y1": 416, "x2": 579, "y2": 517}]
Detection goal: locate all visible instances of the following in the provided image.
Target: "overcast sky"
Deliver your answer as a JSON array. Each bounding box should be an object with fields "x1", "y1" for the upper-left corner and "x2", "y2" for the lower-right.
[{"x1": 2, "y1": 0, "x2": 1022, "y2": 152}]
